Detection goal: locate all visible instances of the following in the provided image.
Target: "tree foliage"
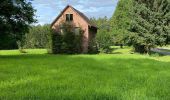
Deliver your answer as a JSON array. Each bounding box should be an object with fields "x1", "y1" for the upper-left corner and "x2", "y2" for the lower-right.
[
  {"x1": 128, "y1": 0, "x2": 170, "y2": 53},
  {"x1": 90, "y1": 17, "x2": 114, "y2": 53},
  {"x1": 23, "y1": 24, "x2": 51, "y2": 49},
  {"x1": 110, "y1": 0, "x2": 133, "y2": 48},
  {"x1": 0, "y1": 0, "x2": 36, "y2": 49}
]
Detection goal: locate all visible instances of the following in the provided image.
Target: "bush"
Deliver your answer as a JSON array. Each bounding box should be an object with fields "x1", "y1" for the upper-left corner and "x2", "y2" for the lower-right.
[
  {"x1": 96, "y1": 31, "x2": 114, "y2": 53},
  {"x1": 88, "y1": 38, "x2": 99, "y2": 54},
  {"x1": 51, "y1": 31, "x2": 62, "y2": 54},
  {"x1": 17, "y1": 41, "x2": 27, "y2": 53}
]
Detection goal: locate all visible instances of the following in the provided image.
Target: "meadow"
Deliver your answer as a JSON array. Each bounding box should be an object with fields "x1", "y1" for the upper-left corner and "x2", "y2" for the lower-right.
[{"x1": 0, "y1": 48, "x2": 170, "y2": 100}]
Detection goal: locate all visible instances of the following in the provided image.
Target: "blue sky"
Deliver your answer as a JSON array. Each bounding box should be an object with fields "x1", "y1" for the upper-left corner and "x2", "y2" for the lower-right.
[{"x1": 31, "y1": 0, "x2": 119, "y2": 25}]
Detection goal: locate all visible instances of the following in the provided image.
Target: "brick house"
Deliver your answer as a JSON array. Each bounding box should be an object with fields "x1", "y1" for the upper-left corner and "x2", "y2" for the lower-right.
[{"x1": 51, "y1": 5, "x2": 97, "y2": 53}]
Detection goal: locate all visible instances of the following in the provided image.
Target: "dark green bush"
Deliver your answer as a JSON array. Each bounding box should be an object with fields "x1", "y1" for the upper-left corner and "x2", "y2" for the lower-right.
[{"x1": 51, "y1": 31, "x2": 62, "y2": 54}]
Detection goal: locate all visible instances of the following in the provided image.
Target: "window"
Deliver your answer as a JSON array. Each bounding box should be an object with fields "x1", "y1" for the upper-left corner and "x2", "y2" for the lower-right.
[{"x1": 66, "y1": 14, "x2": 73, "y2": 21}]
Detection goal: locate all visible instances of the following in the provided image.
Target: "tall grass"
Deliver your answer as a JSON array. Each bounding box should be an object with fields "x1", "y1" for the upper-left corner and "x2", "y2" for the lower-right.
[{"x1": 0, "y1": 49, "x2": 170, "y2": 100}]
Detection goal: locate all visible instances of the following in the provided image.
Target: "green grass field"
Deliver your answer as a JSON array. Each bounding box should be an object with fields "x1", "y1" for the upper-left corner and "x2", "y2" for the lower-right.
[{"x1": 0, "y1": 48, "x2": 170, "y2": 100}]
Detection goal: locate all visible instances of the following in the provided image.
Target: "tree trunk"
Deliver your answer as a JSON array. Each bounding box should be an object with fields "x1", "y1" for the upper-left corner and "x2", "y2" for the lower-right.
[
  {"x1": 145, "y1": 45, "x2": 151, "y2": 55},
  {"x1": 120, "y1": 44, "x2": 123, "y2": 49},
  {"x1": 134, "y1": 45, "x2": 146, "y2": 54}
]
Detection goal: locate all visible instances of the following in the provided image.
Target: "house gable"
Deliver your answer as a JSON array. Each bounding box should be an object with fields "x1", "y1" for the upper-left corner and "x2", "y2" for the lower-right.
[{"x1": 51, "y1": 5, "x2": 97, "y2": 29}]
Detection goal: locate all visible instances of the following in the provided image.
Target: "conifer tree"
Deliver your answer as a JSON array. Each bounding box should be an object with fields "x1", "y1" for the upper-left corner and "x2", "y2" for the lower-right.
[
  {"x1": 110, "y1": 0, "x2": 133, "y2": 48},
  {"x1": 129, "y1": 0, "x2": 170, "y2": 53}
]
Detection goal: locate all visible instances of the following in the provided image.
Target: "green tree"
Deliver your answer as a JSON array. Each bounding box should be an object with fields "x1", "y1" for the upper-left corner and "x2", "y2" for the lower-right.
[
  {"x1": 90, "y1": 17, "x2": 114, "y2": 53},
  {"x1": 23, "y1": 24, "x2": 51, "y2": 49},
  {"x1": 0, "y1": 0, "x2": 36, "y2": 49},
  {"x1": 110, "y1": 0, "x2": 133, "y2": 48},
  {"x1": 128, "y1": 0, "x2": 170, "y2": 53}
]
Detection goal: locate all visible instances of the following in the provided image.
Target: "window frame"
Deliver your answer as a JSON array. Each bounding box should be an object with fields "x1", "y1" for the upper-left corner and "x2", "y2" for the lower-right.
[{"x1": 66, "y1": 14, "x2": 73, "y2": 22}]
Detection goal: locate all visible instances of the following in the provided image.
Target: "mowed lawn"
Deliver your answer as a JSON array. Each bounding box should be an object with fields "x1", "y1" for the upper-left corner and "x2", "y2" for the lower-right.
[{"x1": 0, "y1": 48, "x2": 170, "y2": 100}]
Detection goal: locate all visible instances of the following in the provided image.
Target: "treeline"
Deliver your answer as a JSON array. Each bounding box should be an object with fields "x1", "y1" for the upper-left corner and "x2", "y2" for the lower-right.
[
  {"x1": 1, "y1": 0, "x2": 169, "y2": 54},
  {"x1": 22, "y1": 24, "x2": 51, "y2": 49},
  {"x1": 89, "y1": 0, "x2": 132, "y2": 53},
  {"x1": 91, "y1": 0, "x2": 170, "y2": 54},
  {"x1": 88, "y1": 0, "x2": 133, "y2": 53}
]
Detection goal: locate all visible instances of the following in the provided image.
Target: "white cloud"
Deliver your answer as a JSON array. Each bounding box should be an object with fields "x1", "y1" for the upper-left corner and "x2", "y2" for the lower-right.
[{"x1": 31, "y1": 0, "x2": 119, "y2": 25}]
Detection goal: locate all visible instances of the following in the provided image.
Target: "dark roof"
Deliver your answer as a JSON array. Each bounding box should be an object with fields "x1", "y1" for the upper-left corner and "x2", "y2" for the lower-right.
[{"x1": 51, "y1": 5, "x2": 97, "y2": 28}]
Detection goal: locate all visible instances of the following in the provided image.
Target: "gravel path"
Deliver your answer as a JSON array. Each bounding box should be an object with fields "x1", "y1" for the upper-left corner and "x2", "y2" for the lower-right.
[{"x1": 151, "y1": 48, "x2": 170, "y2": 55}]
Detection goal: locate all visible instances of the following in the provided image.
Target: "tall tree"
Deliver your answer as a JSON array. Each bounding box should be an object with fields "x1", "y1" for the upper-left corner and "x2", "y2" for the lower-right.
[
  {"x1": 0, "y1": 0, "x2": 36, "y2": 49},
  {"x1": 128, "y1": 0, "x2": 170, "y2": 53},
  {"x1": 110, "y1": 0, "x2": 133, "y2": 48}
]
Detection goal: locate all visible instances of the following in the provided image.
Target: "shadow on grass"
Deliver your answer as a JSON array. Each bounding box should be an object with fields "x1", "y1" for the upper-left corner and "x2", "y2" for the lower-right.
[
  {"x1": 0, "y1": 53, "x2": 170, "y2": 64},
  {"x1": 111, "y1": 52, "x2": 122, "y2": 54}
]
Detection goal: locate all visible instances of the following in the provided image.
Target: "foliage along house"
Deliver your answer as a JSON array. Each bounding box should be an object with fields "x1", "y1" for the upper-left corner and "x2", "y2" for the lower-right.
[{"x1": 51, "y1": 5, "x2": 97, "y2": 53}]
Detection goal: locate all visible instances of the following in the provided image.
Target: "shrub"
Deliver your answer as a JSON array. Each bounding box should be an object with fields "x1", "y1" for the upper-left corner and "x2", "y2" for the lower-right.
[
  {"x1": 88, "y1": 38, "x2": 99, "y2": 54},
  {"x1": 96, "y1": 31, "x2": 114, "y2": 53},
  {"x1": 51, "y1": 31, "x2": 62, "y2": 54},
  {"x1": 17, "y1": 41, "x2": 27, "y2": 53}
]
